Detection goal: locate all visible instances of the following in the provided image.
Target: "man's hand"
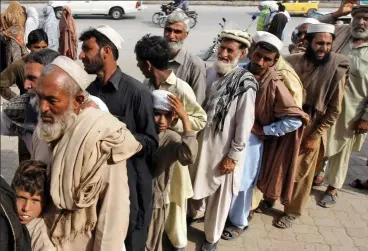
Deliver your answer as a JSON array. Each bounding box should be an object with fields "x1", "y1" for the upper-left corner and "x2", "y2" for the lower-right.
[
  {"x1": 354, "y1": 119, "x2": 368, "y2": 134},
  {"x1": 300, "y1": 137, "x2": 319, "y2": 155},
  {"x1": 219, "y1": 156, "x2": 237, "y2": 175},
  {"x1": 333, "y1": 1, "x2": 354, "y2": 18},
  {"x1": 168, "y1": 94, "x2": 186, "y2": 120}
]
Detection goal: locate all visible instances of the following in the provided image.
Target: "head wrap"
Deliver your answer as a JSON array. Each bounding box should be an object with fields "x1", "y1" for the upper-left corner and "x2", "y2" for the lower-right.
[
  {"x1": 269, "y1": 2, "x2": 279, "y2": 12},
  {"x1": 352, "y1": 4, "x2": 368, "y2": 16},
  {"x1": 307, "y1": 23, "x2": 335, "y2": 34},
  {"x1": 253, "y1": 31, "x2": 283, "y2": 52},
  {"x1": 152, "y1": 90, "x2": 172, "y2": 111},
  {"x1": 96, "y1": 24, "x2": 124, "y2": 50},
  {"x1": 221, "y1": 30, "x2": 252, "y2": 48},
  {"x1": 50, "y1": 56, "x2": 89, "y2": 91}
]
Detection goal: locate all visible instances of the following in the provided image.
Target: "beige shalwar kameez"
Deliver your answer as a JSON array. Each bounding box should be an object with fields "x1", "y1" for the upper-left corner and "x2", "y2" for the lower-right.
[{"x1": 189, "y1": 67, "x2": 257, "y2": 243}]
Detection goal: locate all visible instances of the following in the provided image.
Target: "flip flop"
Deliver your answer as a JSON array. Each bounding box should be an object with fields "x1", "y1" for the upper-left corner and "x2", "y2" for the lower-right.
[
  {"x1": 318, "y1": 191, "x2": 338, "y2": 208},
  {"x1": 350, "y1": 179, "x2": 368, "y2": 190},
  {"x1": 221, "y1": 225, "x2": 248, "y2": 240},
  {"x1": 274, "y1": 215, "x2": 296, "y2": 229},
  {"x1": 255, "y1": 199, "x2": 275, "y2": 213}
]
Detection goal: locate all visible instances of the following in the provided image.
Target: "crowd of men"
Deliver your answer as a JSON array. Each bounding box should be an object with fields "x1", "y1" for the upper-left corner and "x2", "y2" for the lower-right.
[{"x1": 0, "y1": 1, "x2": 367, "y2": 251}]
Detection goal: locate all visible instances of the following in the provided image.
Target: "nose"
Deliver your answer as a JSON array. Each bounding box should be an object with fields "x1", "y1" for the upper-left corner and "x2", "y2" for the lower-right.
[
  {"x1": 24, "y1": 80, "x2": 32, "y2": 90},
  {"x1": 79, "y1": 51, "x2": 85, "y2": 60},
  {"x1": 219, "y1": 48, "x2": 228, "y2": 58},
  {"x1": 167, "y1": 31, "x2": 176, "y2": 41},
  {"x1": 40, "y1": 99, "x2": 50, "y2": 114},
  {"x1": 22, "y1": 200, "x2": 31, "y2": 212}
]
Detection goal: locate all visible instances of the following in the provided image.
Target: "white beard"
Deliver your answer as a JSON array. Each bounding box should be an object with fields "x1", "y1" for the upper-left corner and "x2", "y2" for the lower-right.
[
  {"x1": 36, "y1": 105, "x2": 76, "y2": 143},
  {"x1": 213, "y1": 55, "x2": 240, "y2": 76},
  {"x1": 350, "y1": 25, "x2": 368, "y2": 40},
  {"x1": 168, "y1": 41, "x2": 184, "y2": 55}
]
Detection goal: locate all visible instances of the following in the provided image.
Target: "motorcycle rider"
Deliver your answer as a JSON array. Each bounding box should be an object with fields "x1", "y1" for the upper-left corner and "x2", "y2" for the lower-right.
[{"x1": 173, "y1": 0, "x2": 189, "y2": 10}]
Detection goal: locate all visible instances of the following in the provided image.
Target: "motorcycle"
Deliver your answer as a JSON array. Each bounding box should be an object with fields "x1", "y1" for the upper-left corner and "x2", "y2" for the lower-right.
[
  {"x1": 201, "y1": 15, "x2": 257, "y2": 61},
  {"x1": 152, "y1": 1, "x2": 198, "y2": 28}
]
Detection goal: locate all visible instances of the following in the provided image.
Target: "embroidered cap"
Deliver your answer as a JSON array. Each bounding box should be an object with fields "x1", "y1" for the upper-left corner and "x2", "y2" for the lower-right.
[
  {"x1": 253, "y1": 31, "x2": 283, "y2": 53},
  {"x1": 221, "y1": 30, "x2": 252, "y2": 48},
  {"x1": 96, "y1": 24, "x2": 124, "y2": 50},
  {"x1": 152, "y1": 90, "x2": 172, "y2": 112},
  {"x1": 50, "y1": 56, "x2": 89, "y2": 91},
  {"x1": 307, "y1": 23, "x2": 335, "y2": 34}
]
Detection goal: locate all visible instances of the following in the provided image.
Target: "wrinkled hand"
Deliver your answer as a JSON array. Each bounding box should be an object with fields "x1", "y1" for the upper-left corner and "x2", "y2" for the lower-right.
[
  {"x1": 300, "y1": 137, "x2": 319, "y2": 155},
  {"x1": 338, "y1": 2, "x2": 354, "y2": 16},
  {"x1": 354, "y1": 119, "x2": 368, "y2": 134},
  {"x1": 81, "y1": 99, "x2": 99, "y2": 110},
  {"x1": 168, "y1": 94, "x2": 186, "y2": 120},
  {"x1": 219, "y1": 156, "x2": 237, "y2": 175}
]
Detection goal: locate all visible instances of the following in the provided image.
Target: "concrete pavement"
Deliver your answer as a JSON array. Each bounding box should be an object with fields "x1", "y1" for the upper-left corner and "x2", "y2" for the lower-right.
[{"x1": 1, "y1": 3, "x2": 368, "y2": 251}]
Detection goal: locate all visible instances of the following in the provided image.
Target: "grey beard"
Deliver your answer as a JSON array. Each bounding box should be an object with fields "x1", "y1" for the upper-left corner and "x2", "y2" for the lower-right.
[
  {"x1": 168, "y1": 41, "x2": 184, "y2": 55},
  {"x1": 350, "y1": 25, "x2": 368, "y2": 40},
  {"x1": 214, "y1": 56, "x2": 240, "y2": 76},
  {"x1": 36, "y1": 104, "x2": 76, "y2": 143}
]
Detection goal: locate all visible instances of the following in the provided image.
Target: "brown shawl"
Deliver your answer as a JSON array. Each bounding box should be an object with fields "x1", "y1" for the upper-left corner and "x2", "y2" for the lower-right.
[
  {"x1": 59, "y1": 6, "x2": 77, "y2": 60},
  {"x1": 0, "y1": 1, "x2": 26, "y2": 46},
  {"x1": 332, "y1": 25, "x2": 351, "y2": 53},
  {"x1": 254, "y1": 69, "x2": 309, "y2": 204},
  {"x1": 285, "y1": 52, "x2": 349, "y2": 120}
]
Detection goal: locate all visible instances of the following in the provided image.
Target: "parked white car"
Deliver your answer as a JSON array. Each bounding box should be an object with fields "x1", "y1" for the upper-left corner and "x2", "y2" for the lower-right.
[{"x1": 48, "y1": 1, "x2": 146, "y2": 20}]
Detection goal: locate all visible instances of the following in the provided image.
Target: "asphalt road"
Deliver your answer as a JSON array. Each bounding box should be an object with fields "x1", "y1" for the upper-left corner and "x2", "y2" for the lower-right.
[{"x1": 1, "y1": 3, "x2": 336, "y2": 81}]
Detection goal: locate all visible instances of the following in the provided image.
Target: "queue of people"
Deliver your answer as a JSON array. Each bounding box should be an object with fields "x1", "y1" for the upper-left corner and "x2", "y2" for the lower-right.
[{"x1": 0, "y1": 1, "x2": 367, "y2": 251}]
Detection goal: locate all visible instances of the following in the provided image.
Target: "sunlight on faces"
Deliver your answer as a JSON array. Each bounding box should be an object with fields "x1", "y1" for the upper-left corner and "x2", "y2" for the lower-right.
[
  {"x1": 250, "y1": 45, "x2": 278, "y2": 76},
  {"x1": 79, "y1": 37, "x2": 104, "y2": 74},
  {"x1": 16, "y1": 189, "x2": 43, "y2": 224},
  {"x1": 164, "y1": 22, "x2": 188, "y2": 55},
  {"x1": 35, "y1": 70, "x2": 78, "y2": 142},
  {"x1": 214, "y1": 39, "x2": 245, "y2": 75},
  {"x1": 310, "y1": 33, "x2": 333, "y2": 60},
  {"x1": 350, "y1": 12, "x2": 368, "y2": 39}
]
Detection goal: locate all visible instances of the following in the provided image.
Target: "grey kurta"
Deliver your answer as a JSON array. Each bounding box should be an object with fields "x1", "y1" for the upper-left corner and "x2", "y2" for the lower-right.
[{"x1": 190, "y1": 67, "x2": 257, "y2": 200}]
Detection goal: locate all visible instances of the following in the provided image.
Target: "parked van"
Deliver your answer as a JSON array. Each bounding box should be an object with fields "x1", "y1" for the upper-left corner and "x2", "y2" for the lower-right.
[{"x1": 48, "y1": 1, "x2": 145, "y2": 20}]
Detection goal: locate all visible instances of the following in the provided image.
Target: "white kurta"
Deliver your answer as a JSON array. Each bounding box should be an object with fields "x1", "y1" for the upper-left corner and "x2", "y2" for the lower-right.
[{"x1": 191, "y1": 67, "x2": 256, "y2": 200}]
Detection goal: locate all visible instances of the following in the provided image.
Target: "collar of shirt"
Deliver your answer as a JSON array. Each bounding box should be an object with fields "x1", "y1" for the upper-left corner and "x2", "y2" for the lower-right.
[
  {"x1": 163, "y1": 71, "x2": 177, "y2": 86},
  {"x1": 169, "y1": 48, "x2": 186, "y2": 65}
]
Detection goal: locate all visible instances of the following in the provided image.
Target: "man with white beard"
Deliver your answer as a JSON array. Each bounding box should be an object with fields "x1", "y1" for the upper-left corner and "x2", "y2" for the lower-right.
[
  {"x1": 164, "y1": 11, "x2": 206, "y2": 105},
  {"x1": 33, "y1": 56, "x2": 141, "y2": 251},
  {"x1": 188, "y1": 30, "x2": 258, "y2": 251},
  {"x1": 314, "y1": 4, "x2": 368, "y2": 207}
]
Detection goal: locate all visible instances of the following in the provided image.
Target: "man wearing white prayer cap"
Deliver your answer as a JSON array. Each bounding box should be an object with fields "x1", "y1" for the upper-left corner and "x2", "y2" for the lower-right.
[
  {"x1": 289, "y1": 17, "x2": 320, "y2": 54},
  {"x1": 188, "y1": 29, "x2": 258, "y2": 251},
  {"x1": 275, "y1": 21, "x2": 350, "y2": 229},
  {"x1": 312, "y1": 2, "x2": 368, "y2": 208},
  {"x1": 79, "y1": 26, "x2": 158, "y2": 251},
  {"x1": 221, "y1": 32, "x2": 308, "y2": 240},
  {"x1": 147, "y1": 89, "x2": 198, "y2": 251}
]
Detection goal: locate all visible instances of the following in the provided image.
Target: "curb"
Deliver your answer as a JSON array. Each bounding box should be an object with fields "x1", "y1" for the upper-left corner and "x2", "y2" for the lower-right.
[{"x1": 2, "y1": 1, "x2": 341, "y2": 8}]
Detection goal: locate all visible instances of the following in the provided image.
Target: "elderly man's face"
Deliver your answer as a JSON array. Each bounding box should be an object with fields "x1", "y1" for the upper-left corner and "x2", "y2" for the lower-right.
[
  {"x1": 164, "y1": 22, "x2": 188, "y2": 55},
  {"x1": 35, "y1": 69, "x2": 79, "y2": 142},
  {"x1": 351, "y1": 12, "x2": 368, "y2": 39},
  {"x1": 310, "y1": 33, "x2": 333, "y2": 60},
  {"x1": 214, "y1": 39, "x2": 245, "y2": 75},
  {"x1": 79, "y1": 37, "x2": 104, "y2": 74},
  {"x1": 24, "y1": 62, "x2": 44, "y2": 91}
]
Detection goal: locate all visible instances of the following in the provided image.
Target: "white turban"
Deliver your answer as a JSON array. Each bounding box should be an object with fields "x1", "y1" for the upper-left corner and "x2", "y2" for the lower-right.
[
  {"x1": 221, "y1": 30, "x2": 252, "y2": 48},
  {"x1": 253, "y1": 31, "x2": 283, "y2": 53},
  {"x1": 96, "y1": 24, "x2": 124, "y2": 50},
  {"x1": 307, "y1": 23, "x2": 335, "y2": 35},
  {"x1": 50, "y1": 56, "x2": 90, "y2": 91},
  {"x1": 152, "y1": 90, "x2": 172, "y2": 112},
  {"x1": 298, "y1": 18, "x2": 320, "y2": 27}
]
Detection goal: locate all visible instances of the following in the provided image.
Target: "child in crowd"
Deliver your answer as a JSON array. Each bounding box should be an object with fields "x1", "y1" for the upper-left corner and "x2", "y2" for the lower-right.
[
  {"x1": 146, "y1": 90, "x2": 198, "y2": 251},
  {"x1": 12, "y1": 160, "x2": 55, "y2": 251}
]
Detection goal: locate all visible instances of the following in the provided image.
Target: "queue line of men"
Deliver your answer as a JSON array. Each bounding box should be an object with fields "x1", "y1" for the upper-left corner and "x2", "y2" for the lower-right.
[{"x1": 0, "y1": 3, "x2": 367, "y2": 251}]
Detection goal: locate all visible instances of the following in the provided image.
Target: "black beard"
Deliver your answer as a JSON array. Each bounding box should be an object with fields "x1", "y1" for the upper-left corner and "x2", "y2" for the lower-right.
[
  {"x1": 304, "y1": 46, "x2": 331, "y2": 66},
  {"x1": 84, "y1": 53, "x2": 104, "y2": 74}
]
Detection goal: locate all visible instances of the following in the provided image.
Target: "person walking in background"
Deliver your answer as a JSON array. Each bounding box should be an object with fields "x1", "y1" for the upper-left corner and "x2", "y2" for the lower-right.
[
  {"x1": 24, "y1": 7, "x2": 39, "y2": 46},
  {"x1": 40, "y1": 5, "x2": 59, "y2": 51},
  {"x1": 0, "y1": 1, "x2": 27, "y2": 68},
  {"x1": 59, "y1": 6, "x2": 77, "y2": 60},
  {"x1": 268, "y1": 4, "x2": 289, "y2": 40}
]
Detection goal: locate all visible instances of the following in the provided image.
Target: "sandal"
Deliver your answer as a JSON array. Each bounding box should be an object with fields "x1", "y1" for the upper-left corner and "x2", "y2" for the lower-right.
[
  {"x1": 221, "y1": 225, "x2": 247, "y2": 240},
  {"x1": 201, "y1": 240, "x2": 218, "y2": 251},
  {"x1": 274, "y1": 215, "x2": 296, "y2": 229},
  {"x1": 350, "y1": 179, "x2": 368, "y2": 190},
  {"x1": 313, "y1": 175, "x2": 324, "y2": 186},
  {"x1": 318, "y1": 190, "x2": 338, "y2": 208},
  {"x1": 255, "y1": 199, "x2": 275, "y2": 213}
]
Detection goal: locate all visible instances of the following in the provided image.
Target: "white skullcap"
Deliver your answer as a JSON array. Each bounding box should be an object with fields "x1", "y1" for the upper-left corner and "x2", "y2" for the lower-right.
[
  {"x1": 221, "y1": 30, "x2": 252, "y2": 48},
  {"x1": 269, "y1": 2, "x2": 279, "y2": 12},
  {"x1": 298, "y1": 18, "x2": 320, "y2": 27},
  {"x1": 254, "y1": 31, "x2": 283, "y2": 53},
  {"x1": 252, "y1": 31, "x2": 268, "y2": 44},
  {"x1": 96, "y1": 24, "x2": 124, "y2": 50},
  {"x1": 152, "y1": 90, "x2": 172, "y2": 112},
  {"x1": 50, "y1": 56, "x2": 90, "y2": 91},
  {"x1": 89, "y1": 96, "x2": 109, "y2": 112},
  {"x1": 307, "y1": 23, "x2": 335, "y2": 34}
]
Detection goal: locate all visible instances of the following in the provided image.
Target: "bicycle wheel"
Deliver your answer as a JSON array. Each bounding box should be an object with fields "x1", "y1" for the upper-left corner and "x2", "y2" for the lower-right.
[
  {"x1": 202, "y1": 44, "x2": 216, "y2": 61},
  {"x1": 189, "y1": 16, "x2": 197, "y2": 28},
  {"x1": 159, "y1": 16, "x2": 167, "y2": 28},
  {"x1": 152, "y1": 12, "x2": 161, "y2": 24}
]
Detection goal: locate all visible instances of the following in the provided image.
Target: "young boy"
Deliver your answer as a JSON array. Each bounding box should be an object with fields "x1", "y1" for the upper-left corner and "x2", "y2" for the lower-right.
[
  {"x1": 12, "y1": 160, "x2": 55, "y2": 251},
  {"x1": 146, "y1": 90, "x2": 198, "y2": 251}
]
